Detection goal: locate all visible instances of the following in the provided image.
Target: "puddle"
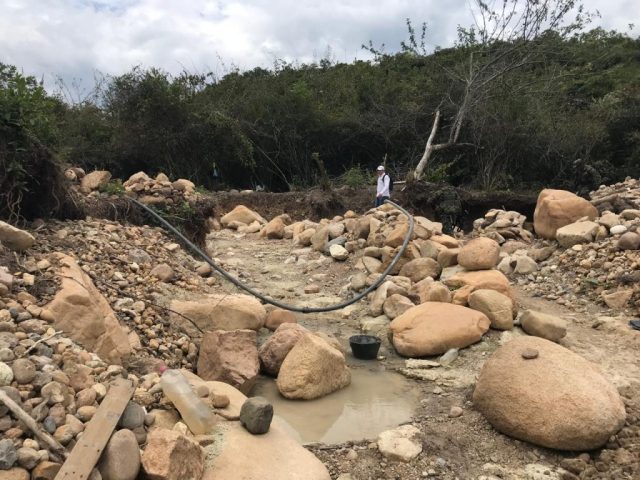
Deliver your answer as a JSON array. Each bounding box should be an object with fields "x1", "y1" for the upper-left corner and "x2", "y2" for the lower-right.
[{"x1": 250, "y1": 367, "x2": 420, "y2": 445}]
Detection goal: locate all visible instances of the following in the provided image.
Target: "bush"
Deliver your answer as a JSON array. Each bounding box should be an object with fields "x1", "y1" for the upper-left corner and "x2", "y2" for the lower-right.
[{"x1": 339, "y1": 165, "x2": 373, "y2": 188}]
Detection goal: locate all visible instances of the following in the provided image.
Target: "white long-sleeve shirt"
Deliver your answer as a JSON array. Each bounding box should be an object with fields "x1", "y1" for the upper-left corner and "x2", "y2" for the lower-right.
[{"x1": 377, "y1": 174, "x2": 390, "y2": 197}]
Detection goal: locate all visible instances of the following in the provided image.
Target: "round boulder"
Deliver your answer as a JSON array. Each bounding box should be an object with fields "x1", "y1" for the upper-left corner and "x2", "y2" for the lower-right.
[
  {"x1": 473, "y1": 336, "x2": 625, "y2": 451},
  {"x1": 457, "y1": 237, "x2": 500, "y2": 271},
  {"x1": 264, "y1": 309, "x2": 297, "y2": 331},
  {"x1": 389, "y1": 302, "x2": 490, "y2": 357}
]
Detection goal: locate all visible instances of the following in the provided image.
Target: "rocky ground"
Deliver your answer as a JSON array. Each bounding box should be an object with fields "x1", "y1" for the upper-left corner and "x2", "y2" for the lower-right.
[{"x1": 0, "y1": 171, "x2": 638, "y2": 480}]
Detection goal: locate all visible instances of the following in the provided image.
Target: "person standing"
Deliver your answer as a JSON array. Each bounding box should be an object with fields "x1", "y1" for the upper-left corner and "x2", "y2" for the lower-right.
[{"x1": 376, "y1": 165, "x2": 390, "y2": 207}]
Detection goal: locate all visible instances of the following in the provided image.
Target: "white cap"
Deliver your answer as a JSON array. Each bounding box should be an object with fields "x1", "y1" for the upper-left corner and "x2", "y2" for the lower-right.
[{"x1": 377, "y1": 165, "x2": 385, "y2": 171}]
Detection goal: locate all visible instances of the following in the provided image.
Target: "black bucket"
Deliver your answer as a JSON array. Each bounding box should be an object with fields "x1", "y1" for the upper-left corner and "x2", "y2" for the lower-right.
[{"x1": 349, "y1": 335, "x2": 381, "y2": 360}]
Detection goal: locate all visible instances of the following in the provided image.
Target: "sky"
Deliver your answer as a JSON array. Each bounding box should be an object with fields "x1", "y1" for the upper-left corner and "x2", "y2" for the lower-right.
[{"x1": 1, "y1": 0, "x2": 638, "y2": 95}]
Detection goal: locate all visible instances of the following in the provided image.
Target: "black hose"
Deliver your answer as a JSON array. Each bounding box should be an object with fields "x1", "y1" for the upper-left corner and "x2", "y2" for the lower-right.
[{"x1": 128, "y1": 197, "x2": 414, "y2": 313}]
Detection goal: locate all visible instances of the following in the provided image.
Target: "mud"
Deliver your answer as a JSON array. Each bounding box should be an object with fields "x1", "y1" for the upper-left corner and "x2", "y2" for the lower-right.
[{"x1": 251, "y1": 367, "x2": 420, "y2": 445}]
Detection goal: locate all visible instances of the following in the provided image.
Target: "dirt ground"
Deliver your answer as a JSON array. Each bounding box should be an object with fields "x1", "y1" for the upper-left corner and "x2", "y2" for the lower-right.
[{"x1": 205, "y1": 228, "x2": 640, "y2": 480}]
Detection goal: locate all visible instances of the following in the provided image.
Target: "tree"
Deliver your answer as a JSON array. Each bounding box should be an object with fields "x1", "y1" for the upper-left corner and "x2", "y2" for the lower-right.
[{"x1": 411, "y1": 0, "x2": 596, "y2": 180}]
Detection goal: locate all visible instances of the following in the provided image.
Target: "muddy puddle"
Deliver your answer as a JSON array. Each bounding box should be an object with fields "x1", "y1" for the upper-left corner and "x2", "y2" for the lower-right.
[{"x1": 250, "y1": 366, "x2": 420, "y2": 445}]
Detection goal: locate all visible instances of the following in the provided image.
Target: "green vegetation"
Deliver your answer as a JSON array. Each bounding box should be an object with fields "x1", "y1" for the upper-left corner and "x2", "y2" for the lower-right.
[
  {"x1": 98, "y1": 179, "x2": 125, "y2": 196},
  {"x1": 1, "y1": 0, "x2": 639, "y2": 220}
]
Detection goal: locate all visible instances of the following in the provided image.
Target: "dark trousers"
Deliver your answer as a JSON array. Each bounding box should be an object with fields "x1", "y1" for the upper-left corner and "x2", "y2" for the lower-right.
[{"x1": 376, "y1": 196, "x2": 389, "y2": 207}]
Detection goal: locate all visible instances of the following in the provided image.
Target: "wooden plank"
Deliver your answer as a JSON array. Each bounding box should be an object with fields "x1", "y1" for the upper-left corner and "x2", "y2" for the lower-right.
[{"x1": 56, "y1": 378, "x2": 135, "y2": 480}]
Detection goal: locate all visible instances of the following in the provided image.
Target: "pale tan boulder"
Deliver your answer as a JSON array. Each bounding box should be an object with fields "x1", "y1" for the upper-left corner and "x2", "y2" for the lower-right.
[
  {"x1": 264, "y1": 309, "x2": 297, "y2": 331},
  {"x1": 262, "y1": 217, "x2": 286, "y2": 239},
  {"x1": 437, "y1": 248, "x2": 459, "y2": 268},
  {"x1": 221, "y1": 206, "x2": 266, "y2": 227},
  {"x1": 468, "y1": 289, "x2": 514, "y2": 330},
  {"x1": 383, "y1": 294, "x2": 415, "y2": 320},
  {"x1": 311, "y1": 226, "x2": 329, "y2": 252},
  {"x1": 170, "y1": 295, "x2": 266, "y2": 337},
  {"x1": 293, "y1": 228, "x2": 315, "y2": 247},
  {"x1": 196, "y1": 329, "x2": 259, "y2": 394},
  {"x1": 0, "y1": 221, "x2": 35, "y2": 251},
  {"x1": 419, "y1": 239, "x2": 447, "y2": 260},
  {"x1": 259, "y1": 324, "x2": 307, "y2": 376},
  {"x1": 80, "y1": 170, "x2": 111, "y2": 192},
  {"x1": 443, "y1": 269, "x2": 515, "y2": 312},
  {"x1": 398, "y1": 258, "x2": 441, "y2": 283},
  {"x1": 390, "y1": 302, "x2": 490, "y2": 357},
  {"x1": 533, "y1": 189, "x2": 598, "y2": 239},
  {"x1": 555, "y1": 221, "x2": 599, "y2": 247},
  {"x1": 430, "y1": 234, "x2": 459, "y2": 248},
  {"x1": 473, "y1": 336, "x2": 626, "y2": 450},
  {"x1": 201, "y1": 422, "x2": 330, "y2": 480},
  {"x1": 47, "y1": 254, "x2": 131, "y2": 364},
  {"x1": 277, "y1": 334, "x2": 350, "y2": 400},
  {"x1": 385, "y1": 222, "x2": 412, "y2": 248},
  {"x1": 457, "y1": 237, "x2": 500, "y2": 271},
  {"x1": 141, "y1": 429, "x2": 204, "y2": 480},
  {"x1": 520, "y1": 310, "x2": 567, "y2": 342}
]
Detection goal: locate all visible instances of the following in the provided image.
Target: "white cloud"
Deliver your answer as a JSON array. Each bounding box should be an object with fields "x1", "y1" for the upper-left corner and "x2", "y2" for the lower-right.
[{"x1": 0, "y1": 0, "x2": 637, "y2": 92}]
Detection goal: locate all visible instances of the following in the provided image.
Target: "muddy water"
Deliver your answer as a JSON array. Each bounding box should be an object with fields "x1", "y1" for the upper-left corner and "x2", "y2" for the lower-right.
[{"x1": 250, "y1": 367, "x2": 420, "y2": 445}]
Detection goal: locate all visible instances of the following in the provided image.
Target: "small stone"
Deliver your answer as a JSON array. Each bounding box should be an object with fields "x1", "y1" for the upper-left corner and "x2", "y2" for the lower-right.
[
  {"x1": 31, "y1": 460, "x2": 61, "y2": 480},
  {"x1": 53, "y1": 425, "x2": 75, "y2": 445},
  {"x1": 304, "y1": 284, "x2": 320, "y2": 294},
  {"x1": 346, "y1": 449, "x2": 358, "y2": 461},
  {"x1": 16, "y1": 447, "x2": 39, "y2": 470},
  {"x1": 211, "y1": 394, "x2": 230, "y2": 408},
  {"x1": 196, "y1": 385, "x2": 209, "y2": 398},
  {"x1": 240, "y1": 396, "x2": 273, "y2": 435},
  {"x1": 11, "y1": 358, "x2": 36, "y2": 384},
  {"x1": 0, "y1": 362, "x2": 14, "y2": 386},
  {"x1": 118, "y1": 401, "x2": 145, "y2": 430},
  {"x1": 76, "y1": 406, "x2": 97, "y2": 422},
  {"x1": 0, "y1": 468, "x2": 29, "y2": 480},
  {"x1": 98, "y1": 429, "x2": 140, "y2": 480},
  {"x1": 522, "y1": 348, "x2": 539, "y2": 359},
  {"x1": 449, "y1": 406, "x2": 463, "y2": 418},
  {"x1": 0, "y1": 438, "x2": 17, "y2": 469},
  {"x1": 150, "y1": 264, "x2": 175, "y2": 282}
]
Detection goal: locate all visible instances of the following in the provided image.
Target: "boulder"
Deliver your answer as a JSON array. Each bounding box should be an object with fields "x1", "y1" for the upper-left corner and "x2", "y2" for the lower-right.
[
  {"x1": 419, "y1": 240, "x2": 446, "y2": 260},
  {"x1": 197, "y1": 329, "x2": 259, "y2": 394},
  {"x1": 354, "y1": 217, "x2": 371, "y2": 239},
  {"x1": 468, "y1": 289, "x2": 514, "y2": 330},
  {"x1": 327, "y1": 223, "x2": 345, "y2": 239},
  {"x1": 98, "y1": 429, "x2": 140, "y2": 480},
  {"x1": 172, "y1": 178, "x2": 195, "y2": 193},
  {"x1": 385, "y1": 222, "x2": 411, "y2": 248},
  {"x1": 263, "y1": 218, "x2": 286, "y2": 239},
  {"x1": 602, "y1": 290, "x2": 633, "y2": 310},
  {"x1": 390, "y1": 302, "x2": 490, "y2": 357},
  {"x1": 80, "y1": 170, "x2": 112, "y2": 192},
  {"x1": 513, "y1": 255, "x2": 537, "y2": 274},
  {"x1": 150, "y1": 264, "x2": 175, "y2": 282},
  {"x1": 141, "y1": 429, "x2": 204, "y2": 480},
  {"x1": 377, "y1": 425, "x2": 422, "y2": 462},
  {"x1": 533, "y1": 189, "x2": 598, "y2": 239},
  {"x1": 617, "y1": 232, "x2": 640, "y2": 250},
  {"x1": 329, "y1": 244, "x2": 349, "y2": 261},
  {"x1": 221, "y1": 206, "x2": 266, "y2": 227},
  {"x1": 259, "y1": 324, "x2": 307, "y2": 376},
  {"x1": 201, "y1": 422, "x2": 330, "y2": 480},
  {"x1": 46, "y1": 254, "x2": 131, "y2": 365},
  {"x1": 398, "y1": 258, "x2": 441, "y2": 283},
  {"x1": 443, "y1": 269, "x2": 515, "y2": 311},
  {"x1": 473, "y1": 336, "x2": 626, "y2": 450},
  {"x1": 457, "y1": 237, "x2": 500, "y2": 271},
  {"x1": 264, "y1": 309, "x2": 297, "y2": 331},
  {"x1": 437, "y1": 248, "x2": 459, "y2": 268},
  {"x1": 311, "y1": 227, "x2": 329, "y2": 252},
  {"x1": 555, "y1": 221, "x2": 599, "y2": 247},
  {"x1": 520, "y1": 310, "x2": 567, "y2": 342},
  {"x1": 277, "y1": 334, "x2": 350, "y2": 400},
  {"x1": 293, "y1": 228, "x2": 315, "y2": 247},
  {"x1": 0, "y1": 221, "x2": 35, "y2": 251},
  {"x1": 240, "y1": 396, "x2": 273, "y2": 435},
  {"x1": 383, "y1": 294, "x2": 414, "y2": 320},
  {"x1": 170, "y1": 294, "x2": 266, "y2": 336},
  {"x1": 430, "y1": 234, "x2": 459, "y2": 248}
]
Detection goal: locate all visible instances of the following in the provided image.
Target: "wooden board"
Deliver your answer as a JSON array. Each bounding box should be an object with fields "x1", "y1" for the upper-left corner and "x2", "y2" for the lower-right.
[{"x1": 56, "y1": 378, "x2": 135, "y2": 480}]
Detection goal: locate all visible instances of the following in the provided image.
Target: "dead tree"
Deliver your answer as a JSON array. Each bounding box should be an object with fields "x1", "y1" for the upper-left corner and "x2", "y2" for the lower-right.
[{"x1": 412, "y1": 0, "x2": 595, "y2": 180}]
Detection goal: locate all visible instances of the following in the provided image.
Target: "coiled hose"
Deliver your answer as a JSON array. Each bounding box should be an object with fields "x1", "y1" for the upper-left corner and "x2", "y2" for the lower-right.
[{"x1": 129, "y1": 197, "x2": 414, "y2": 313}]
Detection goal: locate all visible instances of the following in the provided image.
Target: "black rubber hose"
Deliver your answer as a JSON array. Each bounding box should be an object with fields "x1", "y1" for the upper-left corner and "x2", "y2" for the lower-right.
[{"x1": 128, "y1": 197, "x2": 414, "y2": 313}]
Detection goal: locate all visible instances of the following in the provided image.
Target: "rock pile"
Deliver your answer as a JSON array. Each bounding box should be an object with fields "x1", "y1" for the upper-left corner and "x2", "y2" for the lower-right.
[{"x1": 590, "y1": 177, "x2": 640, "y2": 213}]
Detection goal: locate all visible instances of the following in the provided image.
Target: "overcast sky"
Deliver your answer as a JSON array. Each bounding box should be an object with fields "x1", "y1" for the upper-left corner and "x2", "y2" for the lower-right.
[{"x1": 1, "y1": 0, "x2": 638, "y2": 94}]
